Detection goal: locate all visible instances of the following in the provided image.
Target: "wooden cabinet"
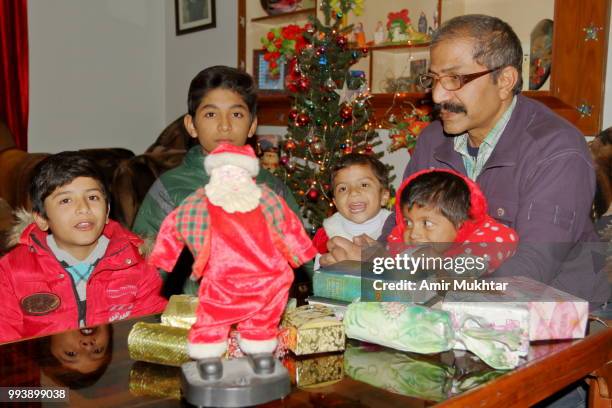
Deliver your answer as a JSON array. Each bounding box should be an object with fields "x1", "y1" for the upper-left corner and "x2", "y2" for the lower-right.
[{"x1": 238, "y1": 0, "x2": 610, "y2": 135}]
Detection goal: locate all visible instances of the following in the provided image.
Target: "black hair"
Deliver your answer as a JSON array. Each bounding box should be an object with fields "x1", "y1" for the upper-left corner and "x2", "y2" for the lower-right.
[
  {"x1": 187, "y1": 65, "x2": 257, "y2": 119},
  {"x1": 30, "y1": 151, "x2": 109, "y2": 218},
  {"x1": 432, "y1": 14, "x2": 523, "y2": 95},
  {"x1": 400, "y1": 171, "x2": 471, "y2": 227},
  {"x1": 331, "y1": 153, "x2": 390, "y2": 193},
  {"x1": 35, "y1": 326, "x2": 114, "y2": 390}
]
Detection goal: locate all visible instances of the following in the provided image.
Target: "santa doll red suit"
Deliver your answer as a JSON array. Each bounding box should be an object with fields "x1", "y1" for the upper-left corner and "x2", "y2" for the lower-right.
[{"x1": 149, "y1": 144, "x2": 316, "y2": 360}]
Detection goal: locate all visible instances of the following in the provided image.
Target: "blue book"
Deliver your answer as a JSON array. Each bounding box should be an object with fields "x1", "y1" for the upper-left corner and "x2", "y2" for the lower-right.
[{"x1": 313, "y1": 261, "x2": 435, "y2": 304}]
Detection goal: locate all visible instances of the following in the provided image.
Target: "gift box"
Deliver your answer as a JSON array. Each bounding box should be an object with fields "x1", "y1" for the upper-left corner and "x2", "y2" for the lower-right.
[
  {"x1": 281, "y1": 304, "x2": 345, "y2": 355},
  {"x1": 282, "y1": 353, "x2": 344, "y2": 388},
  {"x1": 344, "y1": 302, "x2": 523, "y2": 370},
  {"x1": 128, "y1": 322, "x2": 191, "y2": 367},
  {"x1": 161, "y1": 295, "x2": 199, "y2": 329},
  {"x1": 442, "y1": 276, "x2": 588, "y2": 340},
  {"x1": 439, "y1": 301, "x2": 530, "y2": 355},
  {"x1": 161, "y1": 295, "x2": 299, "y2": 330}
]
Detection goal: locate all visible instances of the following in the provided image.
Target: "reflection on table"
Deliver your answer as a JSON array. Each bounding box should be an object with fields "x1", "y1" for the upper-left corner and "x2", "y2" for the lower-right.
[{"x1": 0, "y1": 314, "x2": 609, "y2": 407}]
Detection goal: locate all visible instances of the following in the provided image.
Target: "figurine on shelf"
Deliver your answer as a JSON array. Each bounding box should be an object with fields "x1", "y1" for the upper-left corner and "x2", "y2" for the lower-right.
[
  {"x1": 150, "y1": 143, "x2": 316, "y2": 361},
  {"x1": 418, "y1": 12, "x2": 428, "y2": 34},
  {"x1": 374, "y1": 20, "x2": 385, "y2": 45},
  {"x1": 353, "y1": 22, "x2": 366, "y2": 47}
]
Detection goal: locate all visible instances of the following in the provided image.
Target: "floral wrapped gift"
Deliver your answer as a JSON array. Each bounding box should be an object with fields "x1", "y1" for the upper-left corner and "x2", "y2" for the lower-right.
[
  {"x1": 440, "y1": 302, "x2": 530, "y2": 356},
  {"x1": 281, "y1": 304, "x2": 345, "y2": 355},
  {"x1": 344, "y1": 302, "x2": 524, "y2": 370},
  {"x1": 344, "y1": 344, "x2": 454, "y2": 402},
  {"x1": 282, "y1": 353, "x2": 344, "y2": 388},
  {"x1": 442, "y1": 276, "x2": 589, "y2": 340}
]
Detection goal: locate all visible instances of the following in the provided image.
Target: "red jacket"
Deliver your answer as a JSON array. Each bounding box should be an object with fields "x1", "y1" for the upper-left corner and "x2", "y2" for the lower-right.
[
  {"x1": 388, "y1": 169, "x2": 518, "y2": 272},
  {"x1": 0, "y1": 220, "x2": 167, "y2": 343}
]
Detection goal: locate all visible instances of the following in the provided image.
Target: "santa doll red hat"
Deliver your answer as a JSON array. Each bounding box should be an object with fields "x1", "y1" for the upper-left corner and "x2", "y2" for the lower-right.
[{"x1": 204, "y1": 143, "x2": 260, "y2": 178}]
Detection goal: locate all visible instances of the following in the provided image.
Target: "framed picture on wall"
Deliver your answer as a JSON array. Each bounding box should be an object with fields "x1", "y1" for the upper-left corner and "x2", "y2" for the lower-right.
[
  {"x1": 253, "y1": 50, "x2": 287, "y2": 93},
  {"x1": 175, "y1": 0, "x2": 216, "y2": 36}
]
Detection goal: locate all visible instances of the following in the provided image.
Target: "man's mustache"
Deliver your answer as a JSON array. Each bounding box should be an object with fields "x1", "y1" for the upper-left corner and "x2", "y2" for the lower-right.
[{"x1": 434, "y1": 102, "x2": 467, "y2": 114}]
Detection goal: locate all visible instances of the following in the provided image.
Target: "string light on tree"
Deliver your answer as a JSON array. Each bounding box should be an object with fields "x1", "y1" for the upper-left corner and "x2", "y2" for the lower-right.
[{"x1": 277, "y1": 0, "x2": 392, "y2": 228}]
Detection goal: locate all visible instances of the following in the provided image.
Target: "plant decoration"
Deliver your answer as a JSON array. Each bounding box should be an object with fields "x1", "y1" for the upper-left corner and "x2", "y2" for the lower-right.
[
  {"x1": 261, "y1": 24, "x2": 308, "y2": 78},
  {"x1": 387, "y1": 9, "x2": 411, "y2": 36},
  {"x1": 387, "y1": 102, "x2": 432, "y2": 154}
]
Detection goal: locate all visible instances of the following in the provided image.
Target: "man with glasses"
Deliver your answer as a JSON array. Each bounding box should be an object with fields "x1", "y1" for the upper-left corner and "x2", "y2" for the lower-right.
[{"x1": 327, "y1": 14, "x2": 608, "y2": 308}]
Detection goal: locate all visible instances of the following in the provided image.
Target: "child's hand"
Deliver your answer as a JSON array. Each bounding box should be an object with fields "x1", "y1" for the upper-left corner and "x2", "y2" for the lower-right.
[
  {"x1": 326, "y1": 236, "x2": 362, "y2": 262},
  {"x1": 352, "y1": 234, "x2": 377, "y2": 247},
  {"x1": 320, "y1": 252, "x2": 338, "y2": 267}
]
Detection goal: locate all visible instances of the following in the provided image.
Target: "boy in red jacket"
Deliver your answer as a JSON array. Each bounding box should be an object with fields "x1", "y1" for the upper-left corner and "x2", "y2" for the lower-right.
[
  {"x1": 0, "y1": 152, "x2": 166, "y2": 343},
  {"x1": 388, "y1": 168, "x2": 518, "y2": 273}
]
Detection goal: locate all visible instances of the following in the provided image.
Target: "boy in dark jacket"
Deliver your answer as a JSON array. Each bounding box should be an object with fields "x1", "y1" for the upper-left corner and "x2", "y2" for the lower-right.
[{"x1": 0, "y1": 152, "x2": 166, "y2": 343}]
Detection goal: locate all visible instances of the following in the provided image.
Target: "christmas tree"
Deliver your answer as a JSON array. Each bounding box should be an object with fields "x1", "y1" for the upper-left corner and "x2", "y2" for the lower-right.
[{"x1": 277, "y1": 0, "x2": 389, "y2": 231}]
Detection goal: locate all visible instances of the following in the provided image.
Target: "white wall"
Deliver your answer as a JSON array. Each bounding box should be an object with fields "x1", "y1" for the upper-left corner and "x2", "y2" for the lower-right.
[
  {"x1": 28, "y1": 0, "x2": 166, "y2": 154},
  {"x1": 164, "y1": 0, "x2": 238, "y2": 123}
]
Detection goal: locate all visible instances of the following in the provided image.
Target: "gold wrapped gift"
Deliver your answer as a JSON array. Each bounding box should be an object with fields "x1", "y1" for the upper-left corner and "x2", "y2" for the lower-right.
[
  {"x1": 281, "y1": 304, "x2": 345, "y2": 355},
  {"x1": 161, "y1": 295, "x2": 199, "y2": 329},
  {"x1": 129, "y1": 362, "x2": 181, "y2": 400},
  {"x1": 283, "y1": 353, "x2": 344, "y2": 388},
  {"x1": 128, "y1": 322, "x2": 191, "y2": 367}
]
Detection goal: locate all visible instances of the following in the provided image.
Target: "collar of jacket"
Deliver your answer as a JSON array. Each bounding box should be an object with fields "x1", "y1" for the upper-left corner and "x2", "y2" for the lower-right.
[
  {"x1": 19, "y1": 219, "x2": 143, "y2": 272},
  {"x1": 433, "y1": 94, "x2": 528, "y2": 173}
]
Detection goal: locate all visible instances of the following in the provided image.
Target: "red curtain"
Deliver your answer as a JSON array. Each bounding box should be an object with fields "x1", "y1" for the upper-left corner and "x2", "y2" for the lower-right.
[{"x1": 0, "y1": 0, "x2": 29, "y2": 151}]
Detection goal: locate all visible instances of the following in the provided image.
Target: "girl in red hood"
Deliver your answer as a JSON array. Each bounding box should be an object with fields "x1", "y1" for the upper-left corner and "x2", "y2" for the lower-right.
[{"x1": 388, "y1": 169, "x2": 518, "y2": 273}]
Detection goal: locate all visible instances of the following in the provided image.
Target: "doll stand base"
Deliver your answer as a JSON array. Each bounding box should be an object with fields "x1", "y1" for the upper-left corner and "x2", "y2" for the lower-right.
[{"x1": 181, "y1": 354, "x2": 291, "y2": 407}]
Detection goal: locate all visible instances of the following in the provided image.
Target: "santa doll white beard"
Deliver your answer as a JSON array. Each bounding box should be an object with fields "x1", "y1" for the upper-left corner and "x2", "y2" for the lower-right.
[{"x1": 205, "y1": 174, "x2": 262, "y2": 213}]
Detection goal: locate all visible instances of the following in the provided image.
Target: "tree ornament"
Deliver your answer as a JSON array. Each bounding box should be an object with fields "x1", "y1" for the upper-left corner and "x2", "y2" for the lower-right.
[
  {"x1": 284, "y1": 139, "x2": 297, "y2": 151},
  {"x1": 351, "y1": 50, "x2": 359, "y2": 60},
  {"x1": 364, "y1": 145, "x2": 373, "y2": 154},
  {"x1": 296, "y1": 113, "x2": 311, "y2": 127},
  {"x1": 336, "y1": 11, "x2": 343, "y2": 19},
  {"x1": 306, "y1": 188, "x2": 320, "y2": 202},
  {"x1": 339, "y1": 104, "x2": 353, "y2": 120},
  {"x1": 310, "y1": 142, "x2": 323, "y2": 155},
  {"x1": 288, "y1": 109, "x2": 299, "y2": 121},
  {"x1": 286, "y1": 161, "x2": 296, "y2": 172},
  {"x1": 298, "y1": 77, "x2": 310, "y2": 91},
  {"x1": 325, "y1": 77, "x2": 336, "y2": 91},
  {"x1": 343, "y1": 145, "x2": 353, "y2": 154},
  {"x1": 318, "y1": 56, "x2": 328, "y2": 65},
  {"x1": 315, "y1": 118, "x2": 324, "y2": 126},
  {"x1": 279, "y1": 156, "x2": 289, "y2": 166},
  {"x1": 336, "y1": 35, "x2": 348, "y2": 49},
  {"x1": 361, "y1": 47, "x2": 369, "y2": 55},
  {"x1": 315, "y1": 46, "x2": 327, "y2": 56}
]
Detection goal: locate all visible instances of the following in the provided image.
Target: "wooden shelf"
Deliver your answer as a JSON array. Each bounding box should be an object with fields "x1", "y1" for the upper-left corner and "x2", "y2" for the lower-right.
[
  {"x1": 251, "y1": 8, "x2": 316, "y2": 25},
  {"x1": 368, "y1": 42, "x2": 431, "y2": 51},
  {"x1": 255, "y1": 91, "x2": 581, "y2": 129}
]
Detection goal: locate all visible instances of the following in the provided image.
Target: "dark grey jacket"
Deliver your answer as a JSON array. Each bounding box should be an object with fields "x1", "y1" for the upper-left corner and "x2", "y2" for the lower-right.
[{"x1": 385, "y1": 95, "x2": 609, "y2": 305}]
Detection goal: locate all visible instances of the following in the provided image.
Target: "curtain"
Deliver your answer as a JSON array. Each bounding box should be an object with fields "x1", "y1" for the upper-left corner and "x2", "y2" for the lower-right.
[{"x1": 0, "y1": 0, "x2": 28, "y2": 151}]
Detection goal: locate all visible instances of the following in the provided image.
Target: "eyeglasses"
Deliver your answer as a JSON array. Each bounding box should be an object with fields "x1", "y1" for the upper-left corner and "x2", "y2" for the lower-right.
[{"x1": 418, "y1": 66, "x2": 503, "y2": 91}]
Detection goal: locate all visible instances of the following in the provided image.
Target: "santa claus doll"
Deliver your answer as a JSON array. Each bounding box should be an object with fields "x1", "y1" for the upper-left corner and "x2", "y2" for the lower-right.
[{"x1": 149, "y1": 143, "x2": 316, "y2": 373}]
